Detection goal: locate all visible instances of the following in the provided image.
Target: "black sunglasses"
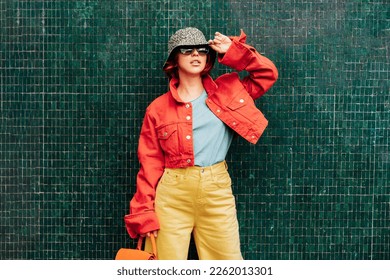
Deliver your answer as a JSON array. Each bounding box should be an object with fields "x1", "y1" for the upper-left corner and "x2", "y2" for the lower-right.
[{"x1": 179, "y1": 47, "x2": 209, "y2": 55}]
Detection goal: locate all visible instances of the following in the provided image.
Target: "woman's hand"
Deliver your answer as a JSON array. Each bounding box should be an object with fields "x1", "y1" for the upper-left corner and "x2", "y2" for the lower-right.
[
  {"x1": 208, "y1": 32, "x2": 232, "y2": 54},
  {"x1": 140, "y1": 230, "x2": 158, "y2": 238}
]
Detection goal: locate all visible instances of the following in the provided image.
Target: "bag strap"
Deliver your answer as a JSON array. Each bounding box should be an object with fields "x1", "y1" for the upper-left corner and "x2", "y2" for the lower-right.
[
  {"x1": 136, "y1": 236, "x2": 144, "y2": 250},
  {"x1": 136, "y1": 235, "x2": 157, "y2": 257}
]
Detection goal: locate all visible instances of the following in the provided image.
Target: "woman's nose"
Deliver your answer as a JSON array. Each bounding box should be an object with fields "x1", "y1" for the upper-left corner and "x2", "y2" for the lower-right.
[{"x1": 191, "y1": 49, "x2": 199, "y2": 56}]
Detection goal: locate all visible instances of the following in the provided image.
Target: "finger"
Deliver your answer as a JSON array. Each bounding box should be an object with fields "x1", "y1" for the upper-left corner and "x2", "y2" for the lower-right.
[
  {"x1": 215, "y1": 32, "x2": 226, "y2": 40},
  {"x1": 208, "y1": 44, "x2": 218, "y2": 51},
  {"x1": 209, "y1": 44, "x2": 222, "y2": 53}
]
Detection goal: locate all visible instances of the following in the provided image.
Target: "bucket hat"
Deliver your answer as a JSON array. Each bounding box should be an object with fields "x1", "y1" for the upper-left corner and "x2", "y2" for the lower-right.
[{"x1": 163, "y1": 27, "x2": 216, "y2": 69}]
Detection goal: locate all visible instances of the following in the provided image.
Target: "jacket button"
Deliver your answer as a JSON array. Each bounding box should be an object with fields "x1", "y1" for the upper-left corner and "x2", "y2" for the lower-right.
[
  {"x1": 187, "y1": 159, "x2": 191, "y2": 164},
  {"x1": 186, "y1": 135, "x2": 191, "y2": 140},
  {"x1": 239, "y1": 99, "x2": 245, "y2": 103},
  {"x1": 216, "y1": 109, "x2": 221, "y2": 113},
  {"x1": 185, "y1": 104, "x2": 190, "y2": 108},
  {"x1": 232, "y1": 122, "x2": 237, "y2": 126},
  {"x1": 186, "y1": 116, "x2": 191, "y2": 120}
]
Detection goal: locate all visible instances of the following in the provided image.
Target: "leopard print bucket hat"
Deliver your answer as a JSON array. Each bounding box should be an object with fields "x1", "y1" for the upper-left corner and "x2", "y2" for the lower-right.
[{"x1": 163, "y1": 27, "x2": 216, "y2": 69}]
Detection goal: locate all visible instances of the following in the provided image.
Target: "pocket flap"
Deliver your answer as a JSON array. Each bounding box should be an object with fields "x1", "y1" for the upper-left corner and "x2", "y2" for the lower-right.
[
  {"x1": 226, "y1": 90, "x2": 251, "y2": 110},
  {"x1": 157, "y1": 124, "x2": 177, "y2": 140}
]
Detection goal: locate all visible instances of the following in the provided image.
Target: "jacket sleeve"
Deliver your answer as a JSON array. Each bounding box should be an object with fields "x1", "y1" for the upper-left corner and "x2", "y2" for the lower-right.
[
  {"x1": 124, "y1": 107, "x2": 163, "y2": 238},
  {"x1": 218, "y1": 30, "x2": 278, "y2": 100}
]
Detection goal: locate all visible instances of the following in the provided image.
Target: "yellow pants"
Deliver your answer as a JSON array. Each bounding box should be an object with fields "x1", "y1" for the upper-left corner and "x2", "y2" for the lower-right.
[{"x1": 146, "y1": 161, "x2": 243, "y2": 260}]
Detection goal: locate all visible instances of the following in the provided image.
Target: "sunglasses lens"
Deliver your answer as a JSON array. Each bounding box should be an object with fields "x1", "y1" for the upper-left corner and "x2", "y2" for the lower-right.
[
  {"x1": 197, "y1": 48, "x2": 209, "y2": 54},
  {"x1": 179, "y1": 47, "x2": 209, "y2": 55},
  {"x1": 180, "y1": 48, "x2": 193, "y2": 55}
]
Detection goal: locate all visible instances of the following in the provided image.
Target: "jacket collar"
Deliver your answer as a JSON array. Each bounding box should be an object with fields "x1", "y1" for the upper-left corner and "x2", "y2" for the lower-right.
[{"x1": 169, "y1": 74, "x2": 218, "y2": 103}]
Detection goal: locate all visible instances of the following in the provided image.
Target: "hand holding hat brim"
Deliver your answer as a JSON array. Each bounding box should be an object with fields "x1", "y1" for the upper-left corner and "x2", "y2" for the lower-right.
[{"x1": 208, "y1": 32, "x2": 232, "y2": 54}]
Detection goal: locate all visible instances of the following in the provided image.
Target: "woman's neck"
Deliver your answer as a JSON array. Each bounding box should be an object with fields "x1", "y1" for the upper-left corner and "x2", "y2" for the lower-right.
[{"x1": 177, "y1": 75, "x2": 204, "y2": 102}]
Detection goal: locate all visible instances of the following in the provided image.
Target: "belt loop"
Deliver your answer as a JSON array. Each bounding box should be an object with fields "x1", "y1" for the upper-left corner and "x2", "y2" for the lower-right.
[{"x1": 184, "y1": 166, "x2": 190, "y2": 177}]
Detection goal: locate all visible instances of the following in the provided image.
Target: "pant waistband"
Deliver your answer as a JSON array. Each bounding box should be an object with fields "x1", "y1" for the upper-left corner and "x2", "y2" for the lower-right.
[{"x1": 165, "y1": 160, "x2": 228, "y2": 177}]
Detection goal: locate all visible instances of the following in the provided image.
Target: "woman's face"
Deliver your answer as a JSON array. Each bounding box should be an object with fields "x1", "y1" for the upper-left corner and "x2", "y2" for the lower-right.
[{"x1": 176, "y1": 47, "x2": 208, "y2": 77}]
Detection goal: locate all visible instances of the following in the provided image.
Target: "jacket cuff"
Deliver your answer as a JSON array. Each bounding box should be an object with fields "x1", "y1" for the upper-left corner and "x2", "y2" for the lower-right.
[
  {"x1": 124, "y1": 211, "x2": 160, "y2": 239},
  {"x1": 218, "y1": 31, "x2": 254, "y2": 71}
]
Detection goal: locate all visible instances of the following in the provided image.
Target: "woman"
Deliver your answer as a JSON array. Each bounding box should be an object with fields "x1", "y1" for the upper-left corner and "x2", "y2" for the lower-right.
[{"x1": 124, "y1": 27, "x2": 278, "y2": 260}]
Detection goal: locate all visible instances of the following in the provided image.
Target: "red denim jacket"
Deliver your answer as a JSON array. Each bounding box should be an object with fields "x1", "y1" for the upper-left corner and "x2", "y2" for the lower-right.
[{"x1": 124, "y1": 31, "x2": 278, "y2": 238}]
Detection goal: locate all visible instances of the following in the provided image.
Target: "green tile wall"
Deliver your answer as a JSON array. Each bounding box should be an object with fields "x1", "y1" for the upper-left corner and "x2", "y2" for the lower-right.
[{"x1": 0, "y1": 0, "x2": 389, "y2": 260}]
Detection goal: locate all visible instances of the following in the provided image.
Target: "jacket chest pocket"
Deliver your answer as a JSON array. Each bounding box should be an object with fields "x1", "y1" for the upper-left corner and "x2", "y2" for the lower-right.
[
  {"x1": 157, "y1": 124, "x2": 179, "y2": 155},
  {"x1": 226, "y1": 90, "x2": 259, "y2": 123}
]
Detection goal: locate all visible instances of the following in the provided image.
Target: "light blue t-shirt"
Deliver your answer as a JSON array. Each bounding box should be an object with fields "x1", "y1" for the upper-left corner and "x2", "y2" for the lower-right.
[{"x1": 191, "y1": 90, "x2": 234, "y2": 167}]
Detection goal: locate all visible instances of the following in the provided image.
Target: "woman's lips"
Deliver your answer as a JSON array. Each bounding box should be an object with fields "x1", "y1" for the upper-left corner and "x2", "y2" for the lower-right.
[{"x1": 190, "y1": 60, "x2": 201, "y2": 65}]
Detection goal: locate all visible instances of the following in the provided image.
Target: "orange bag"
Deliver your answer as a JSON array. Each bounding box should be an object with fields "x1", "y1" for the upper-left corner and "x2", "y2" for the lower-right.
[{"x1": 115, "y1": 235, "x2": 157, "y2": 260}]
